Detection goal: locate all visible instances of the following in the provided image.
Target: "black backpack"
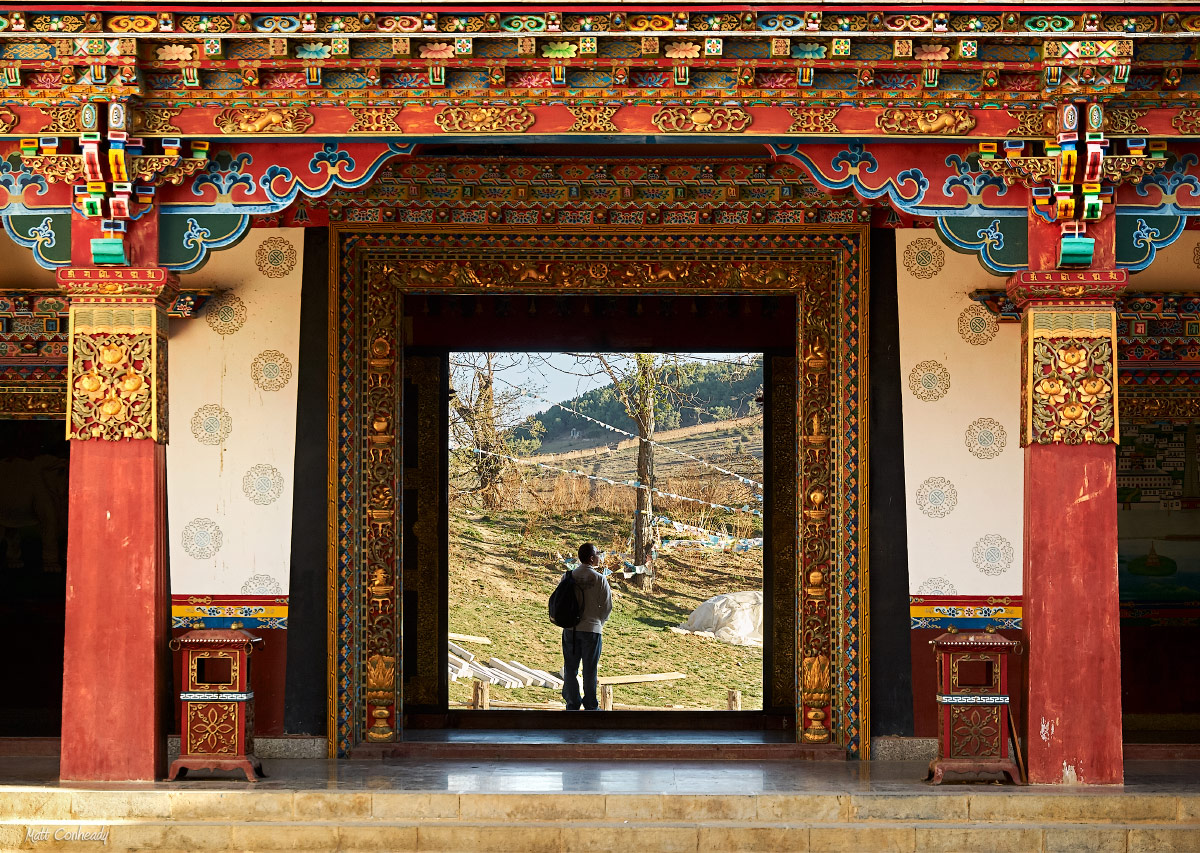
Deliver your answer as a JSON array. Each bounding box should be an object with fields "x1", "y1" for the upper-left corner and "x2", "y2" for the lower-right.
[{"x1": 548, "y1": 570, "x2": 584, "y2": 628}]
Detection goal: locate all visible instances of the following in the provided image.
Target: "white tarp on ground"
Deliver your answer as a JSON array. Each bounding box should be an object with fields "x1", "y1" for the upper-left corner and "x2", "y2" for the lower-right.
[{"x1": 674, "y1": 591, "x2": 763, "y2": 647}]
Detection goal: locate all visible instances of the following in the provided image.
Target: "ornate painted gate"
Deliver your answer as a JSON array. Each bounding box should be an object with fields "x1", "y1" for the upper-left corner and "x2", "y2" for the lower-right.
[{"x1": 330, "y1": 226, "x2": 870, "y2": 756}]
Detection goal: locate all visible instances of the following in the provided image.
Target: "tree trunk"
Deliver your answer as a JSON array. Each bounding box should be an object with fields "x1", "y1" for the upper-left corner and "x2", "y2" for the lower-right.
[
  {"x1": 476, "y1": 357, "x2": 504, "y2": 510},
  {"x1": 631, "y1": 355, "x2": 655, "y2": 592}
]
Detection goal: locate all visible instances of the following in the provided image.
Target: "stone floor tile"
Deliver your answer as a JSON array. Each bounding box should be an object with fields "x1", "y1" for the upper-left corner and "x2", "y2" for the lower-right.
[
  {"x1": 292, "y1": 791, "x2": 372, "y2": 820},
  {"x1": 338, "y1": 824, "x2": 419, "y2": 852},
  {"x1": 417, "y1": 824, "x2": 561, "y2": 853},
  {"x1": 230, "y1": 824, "x2": 340, "y2": 850},
  {"x1": 372, "y1": 792, "x2": 460, "y2": 819},
  {"x1": 915, "y1": 827, "x2": 1044, "y2": 852},
  {"x1": 1044, "y1": 827, "x2": 1130, "y2": 853},
  {"x1": 68, "y1": 792, "x2": 171, "y2": 820},
  {"x1": 661, "y1": 794, "x2": 757, "y2": 820},
  {"x1": 969, "y1": 794, "x2": 1177, "y2": 824},
  {"x1": 167, "y1": 790, "x2": 294, "y2": 820},
  {"x1": 458, "y1": 792, "x2": 606, "y2": 821},
  {"x1": 0, "y1": 790, "x2": 73, "y2": 821},
  {"x1": 604, "y1": 794, "x2": 664, "y2": 819},
  {"x1": 850, "y1": 793, "x2": 969, "y2": 822},
  {"x1": 560, "y1": 824, "x2": 698, "y2": 853},
  {"x1": 809, "y1": 826, "x2": 916, "y2": 852},
  {"x1": 756, "y1": 794, "x2": 846, "y2": 822},
  {"x1": 1128, "y1": 827, "x2": 1200, "y2": 853},
  {"x1": 698, "y1": 824, "x2": 809, "y2": 852}
]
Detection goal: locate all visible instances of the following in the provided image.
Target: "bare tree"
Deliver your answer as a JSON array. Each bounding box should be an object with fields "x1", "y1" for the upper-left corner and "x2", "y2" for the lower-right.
[
  {"x1": 588, "y1": 353, "x2": 691, "y2": 592},
  {"x1": 449, "y1": 352, "x2": 542, "y2": 510}
]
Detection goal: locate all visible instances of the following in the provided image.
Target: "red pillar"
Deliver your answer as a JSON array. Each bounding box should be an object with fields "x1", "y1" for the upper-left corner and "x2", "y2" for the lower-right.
[
  {"x1": 1015, "y1": 98, "x2": 1125, "y2": 783},
  {"x1": 60, "y1": 441, "x2": 168, "y2": 781},
  {"x1": 1023, "y1": 444, "x2": 1122, "y2": 784}
]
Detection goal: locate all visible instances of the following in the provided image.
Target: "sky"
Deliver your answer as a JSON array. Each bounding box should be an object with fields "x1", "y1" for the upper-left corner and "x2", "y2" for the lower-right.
[{"x1": 452, "y1": 352, "x2": 760, "y2": 420}]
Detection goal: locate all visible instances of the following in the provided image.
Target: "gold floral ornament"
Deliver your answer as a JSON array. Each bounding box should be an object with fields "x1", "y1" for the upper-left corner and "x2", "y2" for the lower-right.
[
  {"x1": 1056, "y1": 344, "x2": 1088, "y2": 374},
  {"x1": 651, "y1": 106, "x2": 751, "y2": 133},
  {"x1": 1027, "y1": 326, "x2": 1115, "y2": 446},
  {"x1": 188, "y1": 703, "x2": 237, "y2": 754},
  {"x1": 214, "y1": 107, "x2": 315, "y2": 134},
  {"x1": 435, "y1": 105, "x2": 535, "y2": 134},
  {"x1": 664, "y1": 41, "x2": 702, "y2": 59},
  {"x1": 68, "y1": 329, "x2": 160, "y2": 441},
  {"x1": 877, "y1": 108, "x2": 976, "y2": 135}
]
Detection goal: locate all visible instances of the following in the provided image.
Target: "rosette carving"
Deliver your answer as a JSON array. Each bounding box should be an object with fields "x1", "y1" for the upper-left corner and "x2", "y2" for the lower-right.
[{"x1": 435, "y1": 105, "x2": 534, "y2": 133}]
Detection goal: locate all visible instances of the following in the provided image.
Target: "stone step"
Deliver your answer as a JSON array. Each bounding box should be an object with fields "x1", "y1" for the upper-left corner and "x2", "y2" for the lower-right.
[
  {"x1": 370, "y1": 741, "x2": 843, "y2": 761},
  {"x1": 2, "y1": 789, "x2": 1198, "y2": 824},
  {"x1": 0, "y1": 818, "x2": 1197, "y2": 852}
]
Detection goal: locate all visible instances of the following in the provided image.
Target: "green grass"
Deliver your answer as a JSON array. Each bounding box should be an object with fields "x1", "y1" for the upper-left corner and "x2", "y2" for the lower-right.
[{"x1": 448, "y1": 506, "x2": 763, "y2": 710}]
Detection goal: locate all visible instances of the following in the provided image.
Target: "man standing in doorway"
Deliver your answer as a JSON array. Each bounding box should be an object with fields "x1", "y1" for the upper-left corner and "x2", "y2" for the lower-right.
[{"x1": 563, "y1": 542, "x2": 613, "y2": 710}]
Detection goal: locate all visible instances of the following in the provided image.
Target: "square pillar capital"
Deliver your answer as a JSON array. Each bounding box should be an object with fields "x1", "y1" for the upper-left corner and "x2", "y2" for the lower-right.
[{"x1": 57, "y1": 266, "x2": 176, "y2": 443}]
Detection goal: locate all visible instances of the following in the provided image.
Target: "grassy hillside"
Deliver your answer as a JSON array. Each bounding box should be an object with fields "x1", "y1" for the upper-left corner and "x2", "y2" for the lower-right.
[{"x1": 448, "y1": 505, "x2": 764, "y2": 710}]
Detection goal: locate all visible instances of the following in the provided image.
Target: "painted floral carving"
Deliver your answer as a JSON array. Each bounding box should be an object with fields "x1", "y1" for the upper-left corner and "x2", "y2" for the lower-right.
[
  {"x1": 242, "y1": 463, "x2": 284, "y2": 505},
  {"x1": 190, "y1": 403, "x2": 232, "y2": 445},
  {"x1": 251, "y1": 350, "x2": 293, "y2": 391},
  {"x1": 958, "y1": 304, "x2": 998, "y2": 346},
  {"x1": 972, "y1": 533, "x2": 1014, "y2": 576},
  {"x1": 156, "y1": 44, "x2": 193, "y2": 61},
  {"x1": 964, "y1": 417, "x2": 1006, "y2": 459},
  {"x1": 255, "y1": 235, "x2": 298, "y2": 278},
  {"x1": 418, "y1": 42, "x2": 455, "y2": 59},
  {"x1": 915, "y1": 476, "x2": 957, "y2": 518},
  {"x1": 69, "y1": 332, "x2": 159, "y2": 441},
  {"x1": 903, "y1": 237, "x2": 946, "y2": 279},
  {"x1": 541, "y1": 41, "x2": 579, "y2": 58},
  {"x1": 205, "y1": 292, "x2": 247, "y2": 336},
  {"x1": 665, "y1": 41, "x2": 702, "y2": 59},
  {"x1": 182, "y1": 517, "x2": 223, "y2": 559},
  {"x1": 914, "y1": 44, "x2": 951, "y2": 61},
  {"x1": 908, "y1": 360, "x2": 950, "y2": 402},
  {"x1": 1027, "y1": 314, "x2": 1116, "y2": 445}
]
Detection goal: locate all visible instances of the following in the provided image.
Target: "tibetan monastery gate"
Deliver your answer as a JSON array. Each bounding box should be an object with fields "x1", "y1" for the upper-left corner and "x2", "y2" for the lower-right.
[{"x1": 0, "y1": 0, "x2": 1199, "y2": 787}]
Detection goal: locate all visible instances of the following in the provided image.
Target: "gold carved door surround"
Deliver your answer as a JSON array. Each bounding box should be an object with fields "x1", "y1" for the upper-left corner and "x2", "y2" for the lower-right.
[{"x1": 329, "y1": 226, "x2": 870, "y2": 757}]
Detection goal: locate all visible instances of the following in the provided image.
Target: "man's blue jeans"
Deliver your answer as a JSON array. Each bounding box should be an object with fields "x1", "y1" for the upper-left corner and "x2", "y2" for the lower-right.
[{"x1": 561, "y1": 629, "x2": 602, "y2": 710}]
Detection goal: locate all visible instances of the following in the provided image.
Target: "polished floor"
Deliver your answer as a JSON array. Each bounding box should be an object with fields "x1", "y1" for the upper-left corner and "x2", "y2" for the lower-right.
[{"x1": 1, "y1": 756, "x2": 1197, "y2": 794}]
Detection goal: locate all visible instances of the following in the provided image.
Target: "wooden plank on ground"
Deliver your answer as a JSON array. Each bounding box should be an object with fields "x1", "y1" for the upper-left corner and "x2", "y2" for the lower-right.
[
  {"x1": 598, "y1": 672, "x2": 687, "y2": 685},
  {"x1": 449, "y1": 632, "x2": 492, "y2": 645}
]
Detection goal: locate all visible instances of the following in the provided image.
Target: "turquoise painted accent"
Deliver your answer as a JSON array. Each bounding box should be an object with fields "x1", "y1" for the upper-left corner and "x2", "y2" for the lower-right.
[{"x1": 90, "y1": 237, "x2": 127, "y2": 266}]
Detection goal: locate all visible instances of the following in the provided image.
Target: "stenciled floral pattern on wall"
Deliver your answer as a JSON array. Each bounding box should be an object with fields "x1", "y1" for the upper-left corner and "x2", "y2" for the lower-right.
[
  {"x1": 896, "y1": 229, "x2": 1022, "y2": 599},
  {"x1": 190, "y1": 403, "x2": 233, "y2": 446},
  {"x1": 168, "y1": 230, "x2": 305, "y2": 596},
  {"x1": 204, "y1": 292, "x2": 247, "y2": 336},
  {"x1": 908, "y1": 360, "x2": 951, "y2": 402}
]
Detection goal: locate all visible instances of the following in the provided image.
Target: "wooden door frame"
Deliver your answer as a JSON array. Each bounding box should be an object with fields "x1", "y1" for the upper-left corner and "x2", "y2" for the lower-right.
[{"x1": 329, "y1": 225, "x2": 870, "y2": 757}]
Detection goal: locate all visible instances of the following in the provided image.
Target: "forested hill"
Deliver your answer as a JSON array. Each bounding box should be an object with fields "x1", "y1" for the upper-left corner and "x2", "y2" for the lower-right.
[{"x1": 526, "y1": 357, "x2": 763, "y2": 447}]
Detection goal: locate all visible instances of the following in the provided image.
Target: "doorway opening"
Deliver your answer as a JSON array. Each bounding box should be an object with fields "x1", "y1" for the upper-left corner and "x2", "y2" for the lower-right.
[
  {"x1": 1118, "y1": 419, "x2": 1200, "y2": 746},
  {"x1": 0, "y1": 420, "x2": 68, "y2": 737},
  {"x1": 398, "y1": 291, "x2": 799, "y2": 732},
  {"x1": 447, "y1": 351, "x2": 766, "y2": 713}
]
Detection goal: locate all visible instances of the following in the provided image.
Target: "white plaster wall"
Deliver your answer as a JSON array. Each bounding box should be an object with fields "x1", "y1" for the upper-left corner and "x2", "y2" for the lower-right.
[
  {"x1": 167, "y1": 229, "x2": 304, "y2": 595},
  {"x1": 896, "y1": 229, "x2": 1023, "y2": 597},
  {"x1": 1126, "y1": 231, "x2": 1200, "y2": 292}
]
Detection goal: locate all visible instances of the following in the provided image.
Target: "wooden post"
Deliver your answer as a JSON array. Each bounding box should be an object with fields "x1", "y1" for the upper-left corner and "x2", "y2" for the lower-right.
[
  {"x1": 600, "y1": 685, "x2": 613, "y2": 710},
  {"x1": 472, "y1": 679, "x2": 490, "y2": 710},
  {"x1": 727, "y1": 689, "x2": 742, "y2": 711}
]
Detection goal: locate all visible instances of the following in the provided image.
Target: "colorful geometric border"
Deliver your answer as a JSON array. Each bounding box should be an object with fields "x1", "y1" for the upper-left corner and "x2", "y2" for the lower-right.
[
  {"x1": 910, "y1": 596, "x2": 1024, "y2": 631},
  {"x1": 171, "y1": 594, "x2": 289, "y2": 630}
]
